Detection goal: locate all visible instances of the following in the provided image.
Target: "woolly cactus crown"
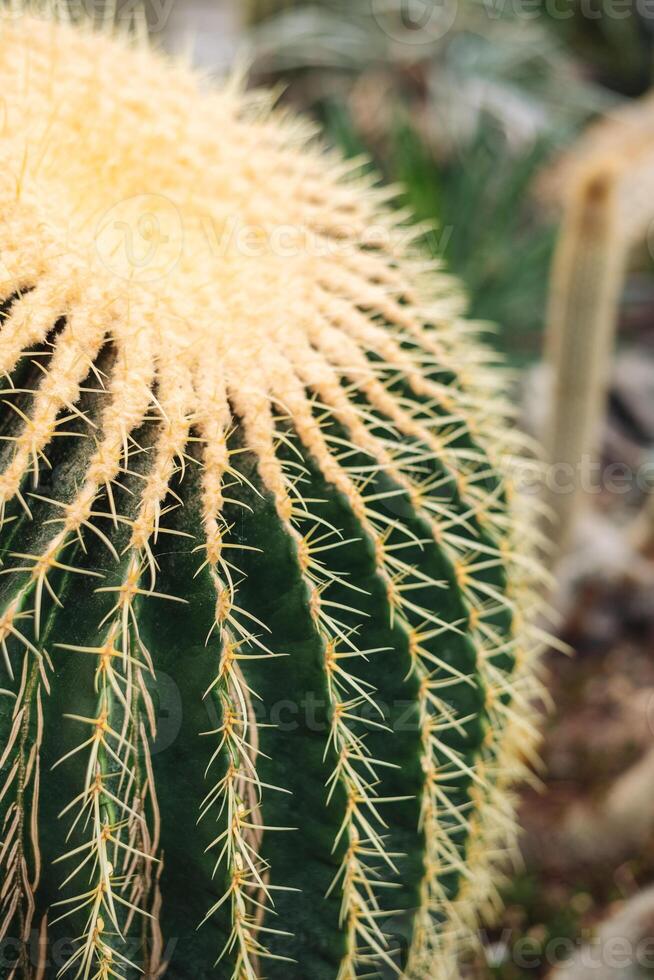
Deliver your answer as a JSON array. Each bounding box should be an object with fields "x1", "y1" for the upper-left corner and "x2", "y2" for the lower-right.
[{"x1": 0, "y1": 9, "x2": 546, "y2": 980}]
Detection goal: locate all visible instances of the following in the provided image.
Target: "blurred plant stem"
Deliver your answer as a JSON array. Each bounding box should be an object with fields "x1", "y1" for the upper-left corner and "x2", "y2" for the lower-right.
[
  {"x1": 629, "y1": 481, "x2": 654, "y2": 557},
  {"x1": 544, "y1": 92, "x2": 654, "y2": 556},
  {"x1": 545, "y1": 166, "x2": 624, "y2": 553}
]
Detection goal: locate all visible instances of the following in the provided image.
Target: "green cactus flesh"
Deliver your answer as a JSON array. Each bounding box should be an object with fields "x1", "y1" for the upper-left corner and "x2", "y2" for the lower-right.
[{"x1": 0, "y1": 10, "x2": 545, "y2": 980}]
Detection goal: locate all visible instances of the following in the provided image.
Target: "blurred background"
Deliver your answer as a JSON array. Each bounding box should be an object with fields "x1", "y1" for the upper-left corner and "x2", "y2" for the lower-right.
[{"x1": 139, "y1": 1, "x2": 654, "y2": 975}]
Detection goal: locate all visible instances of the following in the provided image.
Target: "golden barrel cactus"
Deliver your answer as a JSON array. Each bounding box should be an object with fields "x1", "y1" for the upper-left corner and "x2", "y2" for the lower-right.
[{"x1": 0, "y1": 8, "x2": 545, "y2": 979}]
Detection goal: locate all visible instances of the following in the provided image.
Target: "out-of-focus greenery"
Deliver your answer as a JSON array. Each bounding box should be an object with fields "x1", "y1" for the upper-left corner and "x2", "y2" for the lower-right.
[
  {"x1": 538, "y1": 0, "x2": 654, "y2": 96},
  {"x1": 248, "y1": 0, "x2": 654, "y2": 95},
  {"x1": 391, "y1": 120, "x2": 557, "y2": 359},
  {"x1": 246, "y1": 0, "x2": 620, "y2": 361},
  {"x1": 248, "y1": 0, "x2": 613, "y2": 135},
  {"x1": 469, "y1": 873, "x2": 588, "y2": 978},
  {"x1": 322, "y1": 100, "x2": 556, "y2": 361},
  {"x1": 245, "y1": 0, "x2": 297, "y2": 25}
]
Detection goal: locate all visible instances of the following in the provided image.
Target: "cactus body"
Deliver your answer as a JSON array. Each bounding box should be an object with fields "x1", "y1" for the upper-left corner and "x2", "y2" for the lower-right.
[{"x1": 0, "y1": 11, "x2": 545, "y2": 980}]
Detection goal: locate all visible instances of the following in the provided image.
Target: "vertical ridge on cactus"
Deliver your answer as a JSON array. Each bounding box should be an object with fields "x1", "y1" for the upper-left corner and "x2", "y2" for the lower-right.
[{"x1": 0, "y1": 7, "x2": 547, "y2": 979}]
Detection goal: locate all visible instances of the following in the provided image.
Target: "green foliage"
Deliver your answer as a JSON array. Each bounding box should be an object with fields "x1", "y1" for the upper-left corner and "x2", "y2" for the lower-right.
[{"x1": 321, "y1": 100, "x2": 557, "y2": 362}]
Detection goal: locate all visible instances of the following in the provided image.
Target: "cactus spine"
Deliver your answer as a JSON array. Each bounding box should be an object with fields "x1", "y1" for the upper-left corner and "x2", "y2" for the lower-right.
[{"x1": 0, "y1": 9, "x2": 546, "y2": 979}]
